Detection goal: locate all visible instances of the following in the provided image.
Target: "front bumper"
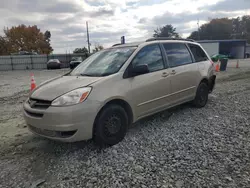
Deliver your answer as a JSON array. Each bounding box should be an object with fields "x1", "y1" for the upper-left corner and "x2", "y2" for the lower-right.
[{"x1": 23, "y1": 99, "x2": 101, "y2": 142}]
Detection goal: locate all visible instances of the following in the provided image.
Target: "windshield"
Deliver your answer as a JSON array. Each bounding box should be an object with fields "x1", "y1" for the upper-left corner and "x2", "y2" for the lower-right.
[{"x1": 70, "y1": 47, "x2": 136, "y2": 77}]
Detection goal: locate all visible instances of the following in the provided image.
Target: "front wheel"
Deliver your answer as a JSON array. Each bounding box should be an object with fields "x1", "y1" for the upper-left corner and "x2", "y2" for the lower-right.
[
  {"x1": 193, "y1": 82, "x2": 209, "y2": 108},
  {"x1": 94, "y1": 104, "x2": 128, "y2": 146}
]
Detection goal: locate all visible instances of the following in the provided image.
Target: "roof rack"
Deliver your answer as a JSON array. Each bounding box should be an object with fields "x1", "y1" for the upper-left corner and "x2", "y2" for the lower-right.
[
  {"x1": 146, "y1": 37, "x2": 195, "y2": 42},
  {"x1": 112, "y1": 43, "x2": 123, "y2": 47}
]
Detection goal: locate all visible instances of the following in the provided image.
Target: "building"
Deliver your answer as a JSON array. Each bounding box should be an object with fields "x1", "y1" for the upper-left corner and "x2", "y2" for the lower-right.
[{"x1": 198, "y1": 39, "x2": 247, "y2": 59}]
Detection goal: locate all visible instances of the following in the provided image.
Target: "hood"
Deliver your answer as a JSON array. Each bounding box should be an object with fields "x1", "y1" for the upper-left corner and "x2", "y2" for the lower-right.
[{"x1": 31, "y1": 76, "x2": 102, "y2": 101}]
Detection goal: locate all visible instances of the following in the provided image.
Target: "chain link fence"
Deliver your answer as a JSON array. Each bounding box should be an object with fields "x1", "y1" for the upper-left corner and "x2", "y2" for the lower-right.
[{"x1": 0, "y1": 53, "x2": 88, "y2": 71}]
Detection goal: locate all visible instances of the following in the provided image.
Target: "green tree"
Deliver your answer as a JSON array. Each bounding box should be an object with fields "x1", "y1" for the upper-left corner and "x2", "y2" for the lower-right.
[
  {"x1": 189, "y1": 18, "x2": 232, "y2": 40},
  {"x1": 153, "y1": 25, "x2": 180, "y2": 38},
  {"x1": 188, "y1": 16, "x2": 250, "y2": 43},
  {"x1": 233, "y1": 16, "x2": 250, "y2": 43},
  {"x1": 187, "y1": 31, "x2": 199, "y2": 40},
  {"x1": 202, "y1": 18, "x2": 232, "y2": 40},
  {"x1": 73, "y1": 47, "x2": 89, "y2": 53},
  {"x1": 73, "y1": 47, "x2": 89, "y2": 57},
  {"x1": 92, "y1": 45, "x2": 104, "y2": 53}
]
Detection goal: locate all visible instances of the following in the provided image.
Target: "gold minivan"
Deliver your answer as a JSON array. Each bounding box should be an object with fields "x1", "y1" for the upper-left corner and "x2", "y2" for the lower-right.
[{"x1": 23, "y1": 38, "x2": 216, "y2": 145}]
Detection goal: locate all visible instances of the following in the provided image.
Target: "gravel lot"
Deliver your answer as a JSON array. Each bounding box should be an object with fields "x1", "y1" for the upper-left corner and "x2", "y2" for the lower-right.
[{"x1": 0, "y1": 63, "x2": 250, "y2": 188}]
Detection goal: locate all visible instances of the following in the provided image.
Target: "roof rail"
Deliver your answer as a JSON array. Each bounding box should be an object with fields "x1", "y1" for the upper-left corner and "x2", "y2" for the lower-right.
[
  {"x1": 146, "y1": 37, "x2": 195, "y2": 42},
  {"x1": 112, "y1": 43, "x2": 122, "y2": 47}
]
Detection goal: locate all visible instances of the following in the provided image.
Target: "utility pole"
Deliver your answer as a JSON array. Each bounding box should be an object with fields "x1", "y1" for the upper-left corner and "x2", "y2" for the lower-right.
[
  {"x1": 197, "y1": 19, "x2": 200, "y2": 40},
  {"x1": 86, "y1": 21, "x2": 90, "y2": 53}
]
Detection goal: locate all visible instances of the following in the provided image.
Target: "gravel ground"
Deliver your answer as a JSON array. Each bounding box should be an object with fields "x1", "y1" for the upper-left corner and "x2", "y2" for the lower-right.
[{"x1": 0, "y1": 67, "x2": 250, "y2": 188}]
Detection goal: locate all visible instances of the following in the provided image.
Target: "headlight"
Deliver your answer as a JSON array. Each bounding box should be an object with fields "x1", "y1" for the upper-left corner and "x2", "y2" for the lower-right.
[{"x1": 51, "y1": 87, "x2": 92, "y2": 106}]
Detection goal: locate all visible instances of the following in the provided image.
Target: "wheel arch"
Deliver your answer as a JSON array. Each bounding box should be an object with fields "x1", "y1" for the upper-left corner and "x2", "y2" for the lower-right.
[
  {"x1": 200, "y1": 77, "x2": 209, "y2": 85},
  {"x1": 93, "y1": 98, "x2": 134, "y2": 136},
  {"x1": 199, "y1": 76, "x2": 216, "y2": 93},
  {"x1": 208, "y1": 75, "x2": 216, "y2": 93}
]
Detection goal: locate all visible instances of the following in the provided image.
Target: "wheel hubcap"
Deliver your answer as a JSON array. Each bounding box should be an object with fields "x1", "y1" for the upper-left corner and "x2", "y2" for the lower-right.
[{"x1": 104, "y1": 114, "x2": 121, "y2": 137}]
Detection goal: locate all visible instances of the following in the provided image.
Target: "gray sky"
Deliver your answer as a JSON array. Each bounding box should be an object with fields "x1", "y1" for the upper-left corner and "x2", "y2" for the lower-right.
[{"x1": 0, "y1": 0, "x2": 249, "y2": 53}]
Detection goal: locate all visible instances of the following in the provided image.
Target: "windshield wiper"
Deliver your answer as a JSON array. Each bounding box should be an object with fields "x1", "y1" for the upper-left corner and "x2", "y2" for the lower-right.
[
  {"x1": 80, "y1": 73, "x2": 93, "y2": 77},
  {"x1": 80, "y1": 73, "x2": 101, "y2": 77},
  {"x1": 100, "y1": 73, "x2": 112, "y2": 76}
]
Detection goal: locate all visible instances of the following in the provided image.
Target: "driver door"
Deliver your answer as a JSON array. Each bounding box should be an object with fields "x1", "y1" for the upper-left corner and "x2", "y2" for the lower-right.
[{"x1": 127, "y1": 44, "x2": 171, "y2": 118}]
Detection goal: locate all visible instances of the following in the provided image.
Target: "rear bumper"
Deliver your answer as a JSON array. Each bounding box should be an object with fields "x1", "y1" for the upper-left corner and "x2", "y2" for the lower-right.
[
  {"x1": 23, "y1": 99, "x2": 101, "y2": 142},
  {"x1": 208, "y1": 75, "x2": 216, "y2": 93}
]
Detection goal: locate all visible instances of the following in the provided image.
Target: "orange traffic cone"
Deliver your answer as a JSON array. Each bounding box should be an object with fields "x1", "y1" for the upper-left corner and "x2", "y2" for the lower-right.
[
  {"x1": 30, "y1": 73, "x2": 37, "y2": 92},
  {"x1": 215, "y1": 61, "x2": 220, "y2": 72},
  {"x1": 236, "y1": 60, "x2": 239, "y2": 68}
]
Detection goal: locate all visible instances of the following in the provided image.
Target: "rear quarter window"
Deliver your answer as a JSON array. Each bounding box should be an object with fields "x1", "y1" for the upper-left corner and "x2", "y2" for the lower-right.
[
  {"x1": 188, "y1": 44, "x2": 208, "y2": 62},
  {"x1": 163, "y1": 43, "x2": 193, "y2": 67}
]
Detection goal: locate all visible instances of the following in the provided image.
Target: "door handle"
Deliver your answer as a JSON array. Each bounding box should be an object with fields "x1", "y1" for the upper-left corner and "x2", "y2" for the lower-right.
[
  {"x1": 162, "y1": 72, "x2": 169, "y2": 77},
  {"x1": 170, "y1": 70, "x2": 176, "y2": 75}
]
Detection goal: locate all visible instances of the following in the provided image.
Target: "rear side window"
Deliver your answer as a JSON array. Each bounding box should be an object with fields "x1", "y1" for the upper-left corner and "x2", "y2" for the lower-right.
[
  {"x1": 188, "y1": 44, "x2": 208, "y2": 62},
  {"x1": 132, "y1": 44, "x2": 164, "y2": 72},
  {"x1": 163, "y1": 43, "x2": 192, "y2": 67}
]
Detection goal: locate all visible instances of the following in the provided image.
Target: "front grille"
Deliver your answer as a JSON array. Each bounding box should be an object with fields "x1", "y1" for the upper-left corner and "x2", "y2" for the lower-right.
[
  {"x1": 25, "y1": 110, "x2": 43, "y2": 118},
  {"x1": 29, "y1": 125, "x2": 77, "y2": 138},
  {"x1": 28, "y1": 98, "x2": 51, "y2": 110}
]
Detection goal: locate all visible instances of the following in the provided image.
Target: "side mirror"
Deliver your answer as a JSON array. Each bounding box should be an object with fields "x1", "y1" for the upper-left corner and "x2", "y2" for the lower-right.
[{"x1": 128, "y1": 64, "x2": 149, "y2": 77}]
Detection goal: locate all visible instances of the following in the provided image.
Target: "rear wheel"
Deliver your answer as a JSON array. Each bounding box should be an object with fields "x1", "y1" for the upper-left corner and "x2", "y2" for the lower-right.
[
  {"x1": 94, "y1": 104, "x2": 128, "y2": 146},
  {"x1": 193, "y1": 82, "x2": 209, "y2": 108}
]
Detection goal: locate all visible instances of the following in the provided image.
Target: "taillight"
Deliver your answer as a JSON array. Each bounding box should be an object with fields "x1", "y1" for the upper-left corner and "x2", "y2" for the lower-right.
[{"x1": 210, "y1": 60, "x2": 214, "y2": 66}]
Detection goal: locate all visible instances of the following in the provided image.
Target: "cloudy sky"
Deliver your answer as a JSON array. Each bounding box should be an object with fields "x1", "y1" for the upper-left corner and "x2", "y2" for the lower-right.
[{"x1": 0, "y1": 0, "x2": 249, "y2": 53}]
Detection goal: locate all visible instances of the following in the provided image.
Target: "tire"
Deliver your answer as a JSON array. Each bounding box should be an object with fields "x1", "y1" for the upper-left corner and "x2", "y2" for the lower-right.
[
  {"x1": 193, "y1": 82, "x2": 209, "y2": 108},
  {"x1": 94, "y1": 104, "x2": 128, "y2": 146}
]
